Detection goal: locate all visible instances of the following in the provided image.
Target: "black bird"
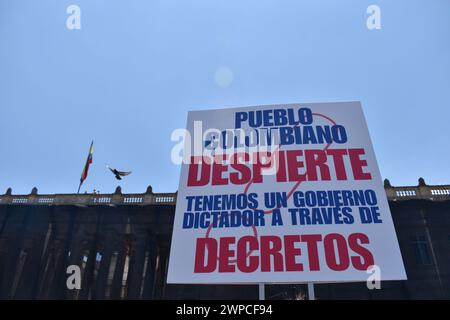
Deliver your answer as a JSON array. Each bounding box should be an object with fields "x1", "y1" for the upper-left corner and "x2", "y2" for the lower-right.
[{"x1": 107, "y1": 165, "x2": 132, "y2": 180}]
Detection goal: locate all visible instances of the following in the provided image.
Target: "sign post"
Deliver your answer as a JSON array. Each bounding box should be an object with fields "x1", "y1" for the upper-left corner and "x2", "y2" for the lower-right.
[
  {"x1": 167, "y1": 102, "x2": 407, "y2": 294},
  {"x1": 307, "y1": 283, "x2": 315, "y2": 300},
  {"x1": 258, "y1": 283, "x2": 265, "y2": 300}
]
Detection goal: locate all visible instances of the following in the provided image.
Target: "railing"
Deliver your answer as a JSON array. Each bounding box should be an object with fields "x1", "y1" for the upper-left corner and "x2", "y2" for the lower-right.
[
  {"x1": 384, "y1": 178, "x2": 450, "y2": 201},
  {"x1": 1, "y1": 179, "x2": 449, "y2": 206},
  {"x1": 0, "y1": 187, "x2": 178, "y2": 206}
]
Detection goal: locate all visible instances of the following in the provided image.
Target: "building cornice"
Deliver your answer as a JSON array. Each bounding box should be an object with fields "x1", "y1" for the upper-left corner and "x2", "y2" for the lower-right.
[
  {"x1": 0, "y1": 186, "x2": 177, "y2": 206},
  {"x1": 0, "y1": 178, "x2": 449, "y2": 206}
]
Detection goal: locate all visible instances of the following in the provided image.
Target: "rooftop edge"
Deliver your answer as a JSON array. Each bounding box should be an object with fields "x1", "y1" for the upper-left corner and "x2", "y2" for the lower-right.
[{"x1": 0, "y1": 178, "x2": 449, "y2": 206}]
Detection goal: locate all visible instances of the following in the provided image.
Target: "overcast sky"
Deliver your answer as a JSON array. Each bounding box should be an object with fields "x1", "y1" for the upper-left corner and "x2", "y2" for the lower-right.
[{"x1": 1, "y1": 0, "x2": 449, "y2": 195}]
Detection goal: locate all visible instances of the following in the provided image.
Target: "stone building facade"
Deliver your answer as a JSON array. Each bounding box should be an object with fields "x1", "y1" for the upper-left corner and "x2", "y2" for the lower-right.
[{"x1": 0, "y1": 179, "x2": 449, "y2": 299}]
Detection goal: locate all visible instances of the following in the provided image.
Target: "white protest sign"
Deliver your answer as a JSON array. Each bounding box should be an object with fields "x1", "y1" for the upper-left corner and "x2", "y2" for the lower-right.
[{"x1": 168, "y1": 102, "x2": 406, "y2": 284}]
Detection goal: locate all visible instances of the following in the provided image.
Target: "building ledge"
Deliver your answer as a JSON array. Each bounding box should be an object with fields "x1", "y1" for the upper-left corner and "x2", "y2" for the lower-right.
[
  {"x1": 384, "y1": 177, "x2": 450, "y2": 202},
  {"x1": 0, "y1": 185, "x2": 177, "y2": 206},
  {"x1": 1, "y1": 178, "x2": 449, "y2": 206}
]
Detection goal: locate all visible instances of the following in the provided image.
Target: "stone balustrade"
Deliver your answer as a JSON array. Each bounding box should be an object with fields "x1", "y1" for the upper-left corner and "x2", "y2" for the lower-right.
[{"x1": 1, "y1": 178, "x2": 449, "y2": 206}]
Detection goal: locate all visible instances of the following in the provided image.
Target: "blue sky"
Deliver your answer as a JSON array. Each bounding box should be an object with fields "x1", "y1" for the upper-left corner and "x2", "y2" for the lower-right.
[{"x1": 1, "y1": 0, "x2": 449, "y2": 195}]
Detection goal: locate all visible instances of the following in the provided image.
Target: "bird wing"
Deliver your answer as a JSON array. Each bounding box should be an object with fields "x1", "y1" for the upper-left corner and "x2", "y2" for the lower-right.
[
  {"x1": 117, "y1": 170, "x2": 132, "y2": 176},
  {"x1": 106, "y1": 165, "x2": 115, "y2": 173}
]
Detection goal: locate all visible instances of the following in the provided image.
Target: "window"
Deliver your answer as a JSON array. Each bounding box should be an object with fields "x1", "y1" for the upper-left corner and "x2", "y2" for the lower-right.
[{"x1": 412, "y1": 235, "x2": 432, "y2": 265}]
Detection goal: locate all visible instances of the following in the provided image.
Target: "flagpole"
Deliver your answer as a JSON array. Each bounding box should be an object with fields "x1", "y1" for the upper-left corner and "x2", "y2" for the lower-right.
[{"x1": 77, "y1": 180, "x2": 82, "y2": 194}]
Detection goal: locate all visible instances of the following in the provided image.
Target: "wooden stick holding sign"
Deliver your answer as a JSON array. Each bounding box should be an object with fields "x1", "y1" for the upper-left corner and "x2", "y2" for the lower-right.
[{"x1": 259, "y1": 283, "x2": 265, "y2": 300}]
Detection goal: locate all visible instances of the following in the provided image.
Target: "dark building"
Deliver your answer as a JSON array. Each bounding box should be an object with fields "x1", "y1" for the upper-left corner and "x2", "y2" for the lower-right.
[{"x1": 0, "y1": 179, "x2": 449, "y2": 300}]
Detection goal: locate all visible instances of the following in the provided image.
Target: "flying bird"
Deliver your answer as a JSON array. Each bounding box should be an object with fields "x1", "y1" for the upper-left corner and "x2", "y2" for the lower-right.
[{"x1": 107, "y1": 165, "x2": 132, "y2": 180}]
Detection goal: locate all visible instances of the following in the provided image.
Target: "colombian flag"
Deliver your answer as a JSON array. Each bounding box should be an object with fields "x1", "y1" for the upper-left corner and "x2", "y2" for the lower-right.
[{"x1": 78, "y1": 141, "x2": 94, "y2": 193}]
